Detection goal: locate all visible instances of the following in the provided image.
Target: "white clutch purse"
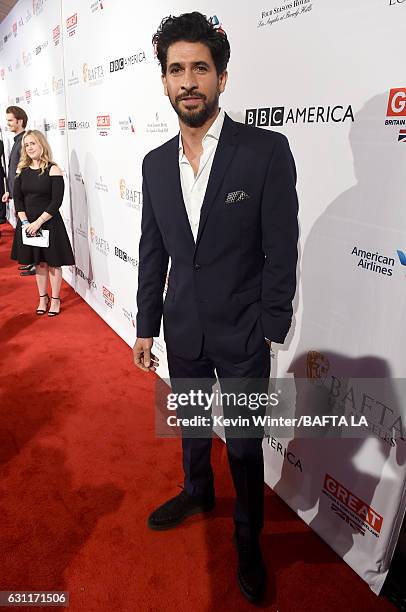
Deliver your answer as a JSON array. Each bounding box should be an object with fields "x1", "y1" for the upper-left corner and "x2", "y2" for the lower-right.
[{"x1": 22, "y1": 227, "x2": 50, "y2": 247}]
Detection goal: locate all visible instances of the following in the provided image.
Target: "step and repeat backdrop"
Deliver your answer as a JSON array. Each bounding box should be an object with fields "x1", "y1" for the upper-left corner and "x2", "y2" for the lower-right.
[{"x1": 1, "y1": 0, "x2": 405, "y2": 595}]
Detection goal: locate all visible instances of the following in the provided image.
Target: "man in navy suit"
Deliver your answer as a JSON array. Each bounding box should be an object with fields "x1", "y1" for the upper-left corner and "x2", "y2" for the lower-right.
[{"x1": 133, "y1": 12, "x2": 298, "y2": 603}]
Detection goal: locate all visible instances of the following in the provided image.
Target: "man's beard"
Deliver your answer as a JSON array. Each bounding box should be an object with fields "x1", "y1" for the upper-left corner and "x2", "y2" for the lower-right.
[{"x1": 170, "y1": 91, "x2": 219, "y2": 128}]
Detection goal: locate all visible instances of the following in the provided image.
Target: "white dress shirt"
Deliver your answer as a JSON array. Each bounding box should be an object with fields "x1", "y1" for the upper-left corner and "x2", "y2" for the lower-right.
[{"x1": 178, "y1": 109, "x2": 225, "y2": 241}]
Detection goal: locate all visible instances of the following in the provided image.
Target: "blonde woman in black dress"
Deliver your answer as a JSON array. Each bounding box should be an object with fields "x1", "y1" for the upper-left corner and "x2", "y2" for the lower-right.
[{"x1": 11, "y1": 130, "x2": 74, "y2": 316}]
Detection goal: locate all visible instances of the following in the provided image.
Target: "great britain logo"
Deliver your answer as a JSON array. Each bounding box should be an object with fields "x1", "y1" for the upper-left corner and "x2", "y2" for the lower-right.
[{"x1": 385, "y1": 88, "x2": 406, "y2": 142}]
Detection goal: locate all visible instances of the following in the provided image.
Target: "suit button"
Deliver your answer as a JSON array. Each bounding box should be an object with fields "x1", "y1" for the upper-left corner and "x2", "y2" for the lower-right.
[{"x1": 194, "y1": 264, "x2": 201, "y2": 270}]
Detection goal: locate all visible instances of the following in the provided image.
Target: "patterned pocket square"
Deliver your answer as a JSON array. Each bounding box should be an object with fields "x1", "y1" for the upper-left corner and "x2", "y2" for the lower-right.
[{"x1": 225, "y1": 190, "x2": 250, "y2": 204}]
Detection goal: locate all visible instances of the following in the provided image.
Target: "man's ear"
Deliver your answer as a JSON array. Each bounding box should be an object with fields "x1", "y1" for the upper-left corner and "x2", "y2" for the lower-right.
[
  {"x1": 218, "y1": 70, "x2": 228, "y2": 94},
  {"x1": 161, "y1": 73, "x2": 168, "y2": 97}
]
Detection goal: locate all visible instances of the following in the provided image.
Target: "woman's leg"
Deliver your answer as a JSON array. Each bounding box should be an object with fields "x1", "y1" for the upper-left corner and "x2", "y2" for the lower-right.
[
  {"x1": 35, "y1": 262, "x2": 49, "y2": 310},
  {"x1": 49, "y1": 266, "x2": 62, "y2": 314}
]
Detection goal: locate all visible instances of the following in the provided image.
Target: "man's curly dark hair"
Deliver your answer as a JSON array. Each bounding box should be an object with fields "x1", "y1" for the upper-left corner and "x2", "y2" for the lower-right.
[{"x1": 153, "y1": 12, "x2": 230, "y2": 76}]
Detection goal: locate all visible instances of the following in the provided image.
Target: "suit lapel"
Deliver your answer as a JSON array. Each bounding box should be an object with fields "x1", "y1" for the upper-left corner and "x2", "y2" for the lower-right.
[
  {"x1": 163, "y1": 135, "x2": 195, "y2": 249},
  {"x1": 161, "y1": 114, "x2": 240, "y2": 252},
  {"x1": 195, "y1": 114, "x2": 239, "y2": 251}
]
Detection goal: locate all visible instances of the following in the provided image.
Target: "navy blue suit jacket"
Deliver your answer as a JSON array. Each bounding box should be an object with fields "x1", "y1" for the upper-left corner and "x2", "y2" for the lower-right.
[{"x1": 136, "y1": 113, "x2": 299, "y2": 362}]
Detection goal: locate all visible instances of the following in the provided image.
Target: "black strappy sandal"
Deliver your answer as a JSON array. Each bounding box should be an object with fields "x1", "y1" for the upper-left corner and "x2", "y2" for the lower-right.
[
  {"x1": 48, "y1": 296, "x2": 61, "y2": 317},
  {"x1": 36, "y1": 294, "x2": 49, "y2": 316}
]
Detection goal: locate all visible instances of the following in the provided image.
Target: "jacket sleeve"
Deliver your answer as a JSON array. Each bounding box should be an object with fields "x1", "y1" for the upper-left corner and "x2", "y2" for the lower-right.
[
  {"x1": 0, "y1": 140, "x2": 5, "y2": 181},
  {"x1": 261, "y1": 134, "x2": 299, "y2": 343},
  {"x1": 13, "y1": 174, "x2": 25, "y2": 213},
  {"x1": 136, "y1": 157, "x2": 169, "y2": 338},
  {"x1": 5, "y1": 156, "x2": 10, "y2": 191},
  {"x1": 45, "y1": 176, "x2": 64, "y2": 215}
]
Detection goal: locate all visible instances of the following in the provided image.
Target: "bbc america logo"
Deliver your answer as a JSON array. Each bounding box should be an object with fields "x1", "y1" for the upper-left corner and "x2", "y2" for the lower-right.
[
  {"x1": 114, "y1": 247, "x2": 138, "y2": 268},
  {"x1": 247, "y1": 107, "x2": 285, "y2": 126},
  {"x1": 109, "y1": 52, "x2": 146, "y2": 72},
  {"x1": 246, "y1": 105, "x2": 354, "y2": 127}
]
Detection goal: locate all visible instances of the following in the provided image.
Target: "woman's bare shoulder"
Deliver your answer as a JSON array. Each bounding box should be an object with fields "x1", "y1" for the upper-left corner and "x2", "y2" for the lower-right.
[{"x1": 49, "y1": 164, "x2": 63, "y2": 176}]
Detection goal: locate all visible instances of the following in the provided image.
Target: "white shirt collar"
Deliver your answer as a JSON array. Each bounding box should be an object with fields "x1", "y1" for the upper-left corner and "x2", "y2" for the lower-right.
[{"x1": 178, "y1": 108, "x2": 225, "y2": 154}]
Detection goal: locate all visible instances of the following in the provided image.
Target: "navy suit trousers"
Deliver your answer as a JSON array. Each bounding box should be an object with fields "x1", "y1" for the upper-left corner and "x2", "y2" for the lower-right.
[{"x1": 167, "y1": 338, "x2": 271, "y2": 543}]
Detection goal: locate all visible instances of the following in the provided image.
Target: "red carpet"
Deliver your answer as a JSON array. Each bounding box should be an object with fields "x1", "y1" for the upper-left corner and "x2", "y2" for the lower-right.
[{"x1": 0, "y1": 223, "x2": 394, "y2": 611}]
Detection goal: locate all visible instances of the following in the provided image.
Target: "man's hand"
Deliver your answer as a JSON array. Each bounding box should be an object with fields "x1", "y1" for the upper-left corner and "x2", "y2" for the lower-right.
[
  {"x1": 2, "y1": 192, "x2": 9, "y2": 203},
  {"x1": 26, "y1": 219, "x2": 43, "y2": 236},
  {"x1": 266, "y1": 339, "x2": 272, "y2": 348},
  {"x1": 133, "y1": 337, "x2": 159, "y2": 372}
]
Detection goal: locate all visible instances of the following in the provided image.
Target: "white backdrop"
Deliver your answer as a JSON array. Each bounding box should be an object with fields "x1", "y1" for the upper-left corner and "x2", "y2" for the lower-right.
[{"x1": 1, "y1": 0, "x2": 405, "y2": 594}]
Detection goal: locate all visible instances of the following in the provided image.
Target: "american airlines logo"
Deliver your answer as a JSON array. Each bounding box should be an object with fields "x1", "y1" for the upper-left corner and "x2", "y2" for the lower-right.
[{"x1": 397, "y1": 250, "x2": 406, "y2": 266}]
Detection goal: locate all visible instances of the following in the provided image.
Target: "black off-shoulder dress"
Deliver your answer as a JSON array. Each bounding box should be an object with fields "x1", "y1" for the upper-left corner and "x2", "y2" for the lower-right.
[{"x1": 10, "y1": 164, "x2": 75, "y2": 267}]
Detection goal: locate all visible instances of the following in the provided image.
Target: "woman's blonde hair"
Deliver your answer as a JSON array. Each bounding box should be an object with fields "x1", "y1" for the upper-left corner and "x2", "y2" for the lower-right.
[{"x1": 17, "y1": 129, "x2": 54, "y2": 175}]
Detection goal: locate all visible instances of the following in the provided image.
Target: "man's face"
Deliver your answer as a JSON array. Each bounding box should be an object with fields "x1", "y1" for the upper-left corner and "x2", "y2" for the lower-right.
[
  {"x1": 6, "y1": 113, "x2": 23, "y2": 133},
  {"x1": 162, "y1": 41, "x2": 227, "y2": 128}
]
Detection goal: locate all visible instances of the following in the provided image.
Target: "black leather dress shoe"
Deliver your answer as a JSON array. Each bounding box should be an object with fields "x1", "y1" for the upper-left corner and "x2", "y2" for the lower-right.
[
  {"x1": 20, "y1": 266, "x2": 36, "y2": 276},
  {"x1": 235, "y1": 537, "x2": 267, "y2": 604},
  {"x1": 148, "y1": 489, "x2": 215, "y2": 531},
  {"x1": 18, "y1": 264, "x2": 34, "y2": 270}
]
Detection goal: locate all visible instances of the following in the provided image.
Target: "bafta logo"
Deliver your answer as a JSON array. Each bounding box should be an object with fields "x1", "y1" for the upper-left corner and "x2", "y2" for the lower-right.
[
  {"x1": 307, "y1": 351, "x2": 330, "y2": 384},
  {"x1": 119, "y1": 179, "x2": 126, "y2": 199}
]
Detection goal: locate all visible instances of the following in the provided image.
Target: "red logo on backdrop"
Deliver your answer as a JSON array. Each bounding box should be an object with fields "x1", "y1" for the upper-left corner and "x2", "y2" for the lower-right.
[
  {"x1": 97, "y1": 115, "x2": 110, "y2": 127},
  {"x1": 12, "y1": 22, "x2": 17, "y2": 36},
  {"x1": 67, "y1": 14, "x2": 77, "y2": 28},
  {"x1": 387, "y1": 88, "x2": 406, "y2": 117},
  {"x1": 103, "y1": 287, "x2": 114, "y2": 304},
  {"x1": 0, "y1": 69, "x2": 5, "y2": 80},
  {"x1": 53, "y1": 25, "x2": 60, "y2": 44},
  {"x1": 324, "y1": 474, "x2": 383, "y2": 533},
  {"x1": 59, "y1": 118, "x2": 65, "y2": 129},
  {"x1": 103, "y1": 286, "x2": 114, "y2": 309},
  {"x1": 66, "y1": 13, "x2": 77, "y2": 36}
]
